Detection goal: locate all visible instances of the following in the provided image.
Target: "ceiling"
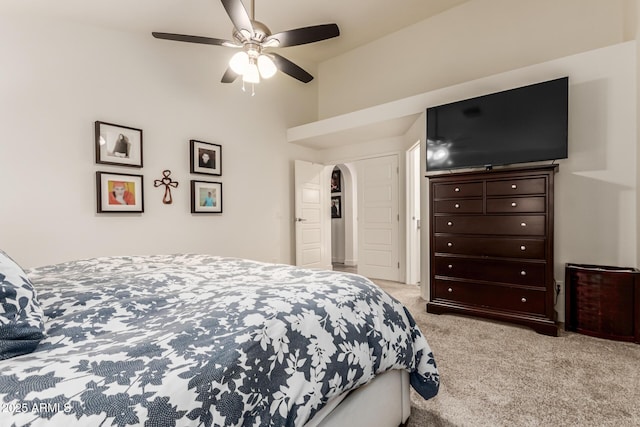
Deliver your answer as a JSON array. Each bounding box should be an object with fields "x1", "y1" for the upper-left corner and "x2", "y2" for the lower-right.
[
  {"x1": 3, "y1": 0, "x2": 469, "y2": 149},
  {"x1": 3, "y1": 0, "x2": 469, "y2": 63}
]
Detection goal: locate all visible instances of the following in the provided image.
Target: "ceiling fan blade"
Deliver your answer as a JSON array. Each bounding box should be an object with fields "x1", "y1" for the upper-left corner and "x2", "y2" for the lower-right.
[
  {"x1": 221, "y1": 67, "x2": 240, "y2": 83},
  {"x1": 265, "y1": 23, "x2": 339, "y2": 48},
  {"x1": 152, "y1": 32, "x2": 240, "y2": 47},
  {"x1": 221, "y1": 0, "x2": 254, "y2": 37},
  {"x1": 271, "y1": 53, "x2": 313, "y2": 83}
]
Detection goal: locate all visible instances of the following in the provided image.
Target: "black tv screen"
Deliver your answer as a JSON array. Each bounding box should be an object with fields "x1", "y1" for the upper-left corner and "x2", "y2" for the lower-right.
[{"x1": 426, "y1": 77, "x2": 568, "y2": 172}]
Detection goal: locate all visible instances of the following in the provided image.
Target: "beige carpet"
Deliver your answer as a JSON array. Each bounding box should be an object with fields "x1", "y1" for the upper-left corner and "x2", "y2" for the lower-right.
[{"x1": 373, "y1": 279, "x2": 640, "y2": 427}]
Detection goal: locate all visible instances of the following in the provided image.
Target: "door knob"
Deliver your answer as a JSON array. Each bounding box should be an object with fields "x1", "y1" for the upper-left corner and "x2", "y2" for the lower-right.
[{"x1": 295, "y1": 218, "x2": 307, "y2": 222}]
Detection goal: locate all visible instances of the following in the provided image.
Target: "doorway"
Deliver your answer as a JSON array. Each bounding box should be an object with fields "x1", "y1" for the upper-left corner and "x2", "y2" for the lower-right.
[
  {"x1": 328, "y1": 155, "x2": 400, "y2": 282},
  {"x1": 406, "y1": 141, "x2": 421, "y2": 285},
  {"x1": 330, "y1": 164, "x2": 357, "y2": 272},
  {"x1": 296, "y1": 153, "x2": 408, "y2": 283}
]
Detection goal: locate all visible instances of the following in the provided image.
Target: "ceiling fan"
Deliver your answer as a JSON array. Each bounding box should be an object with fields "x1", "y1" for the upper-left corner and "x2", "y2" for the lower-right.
[{"x1": 152, "y1": 0, "x2": 340, "y2": 93}]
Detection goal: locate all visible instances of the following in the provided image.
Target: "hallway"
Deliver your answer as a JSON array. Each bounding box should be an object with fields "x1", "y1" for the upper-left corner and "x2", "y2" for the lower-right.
[{"x1": 332, "y1": 263, "x2": 357, "y2": 274}]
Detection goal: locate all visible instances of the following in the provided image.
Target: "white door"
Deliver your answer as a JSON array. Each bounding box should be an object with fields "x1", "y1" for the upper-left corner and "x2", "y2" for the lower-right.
[
  {"x1": 357, "y1": 155, "x2": 400, "y2": 281},
  {"x1": 407, "y1": 143, "x2": 421, "y2": 284},
  {"x1": 294, "y1": 160, "x2": 329, "y2": 269}
]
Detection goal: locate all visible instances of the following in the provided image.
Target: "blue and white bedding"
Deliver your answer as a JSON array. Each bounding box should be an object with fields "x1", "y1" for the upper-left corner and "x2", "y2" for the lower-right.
[{"x1": 0, "y1": 254, "x2": 439, "y2": 426}]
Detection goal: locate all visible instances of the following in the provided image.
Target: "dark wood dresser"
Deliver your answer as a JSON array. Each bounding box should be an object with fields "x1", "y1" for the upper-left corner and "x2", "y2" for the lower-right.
[{"x1": 426, "y1": 164, "x2": 558, "y2": 336}]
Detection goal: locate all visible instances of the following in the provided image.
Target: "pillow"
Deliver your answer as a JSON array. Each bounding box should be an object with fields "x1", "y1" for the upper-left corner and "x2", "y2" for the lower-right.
[{"x1": 0, "y1": 250, "x2": 45, "y2": 360}]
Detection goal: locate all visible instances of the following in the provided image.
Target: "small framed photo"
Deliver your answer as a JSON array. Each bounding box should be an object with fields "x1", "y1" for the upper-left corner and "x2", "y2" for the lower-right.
[
  {"x1": 96, "y1": 171, "x2": 144, "y2": 213},
  {"x1": 95, "y1": 121, "x2": 143, "y2": 167},
  {"x1": 190, "y1": 140, "x2": 221, "y2": 176},
  {"x1": 191, "y1": 180, "x2": 222, "y2": 214},
  {"x1": 331, "y1": 196, "x2": 341, "y2": 219},
  {"x1": 331, "y1": 169, "x2": 341, "y2": 193}
]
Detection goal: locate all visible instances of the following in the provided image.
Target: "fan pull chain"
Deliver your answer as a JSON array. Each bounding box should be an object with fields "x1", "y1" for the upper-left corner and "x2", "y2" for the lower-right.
[{"x1": 241, "y1": 81, "x2": 256, "y2": 96}]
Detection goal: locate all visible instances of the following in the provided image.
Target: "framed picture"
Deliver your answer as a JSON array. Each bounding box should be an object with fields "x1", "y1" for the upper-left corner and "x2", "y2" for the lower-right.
[
  {"x1": 331, "y1": 169, "x2": 341, "y2": 193},
  {"x1": 331, "y1": 196, "x2": 341, "y2": 219},
  {"x1": 190, "y1": 140, "x2": 221, "y2": 176},
  {"x1": 95, "y1": 121, "x2": 143, "y2": 167},
  {"x1": 191, "y1": 180, "x2": 223, "y2": 213},
  {"x1": 96, "y1": 171, "x2": 144, "y2": 213}
]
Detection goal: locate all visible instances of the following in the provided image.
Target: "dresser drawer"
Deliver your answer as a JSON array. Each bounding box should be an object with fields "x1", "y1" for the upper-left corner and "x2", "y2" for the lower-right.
[
  {"x1": 434, "y1": 235, "x2": 545, "y2": 259},
  {"x1": 434, "y1": 279, "x2": 546, "y2": 315},
  {"x1": 434, "y1": 256, "x2": 546, "y2": 286},
  {"x1": 435, "y1": 215, "x2": 545, "y2": 236},
  {"x1": 434, "y1": 199, "x2": 483, "y2": 213},
  {"x1": 486, "y1": 196, "x2": 545, "y2": 213},
  {"x1": 433, "y1": 182, "x2": 483, "y2": 199},
  {"x1": 486, "y1": 178, "x2": 546, "y2": 196}
]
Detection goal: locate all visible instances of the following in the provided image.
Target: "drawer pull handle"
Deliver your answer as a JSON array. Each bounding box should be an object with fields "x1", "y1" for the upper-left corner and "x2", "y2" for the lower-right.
[
  {"x1": 447, "y1": 242, "x2": 453, "y2": 247},
  {"x1": 520, "y1": 271, "x2": 527, "y2": 276},
  {"x1": 521, "y1": 297, "x2": 527, "y2": 303},
  {"x1": 448, "y1": 288, "x2": 453, "y2": 293},
  {"x1": 454, "y1": 203, "x2": 460, "y2": 209},
  {"x1": 520, "y1": 245, "x2": 526, "y2": 251},
  {"x1": 454, "y1": 187, "x2": 460, "y2": 192},
  {"x1": 511, "y1": 202, "x2": 517, "y2": 207},
  {"x1": 521, "y1": 222, "x2": 527, "y2": 227},
  {"x1": 511, "y1": 184, "x2": 517, "y2": 189},
  {"x1": 448, "y1": 264, "x2": 453, "y2": 269},
  {"x1": 447, "y1": 221, "x2": 453, "y2": 226}
]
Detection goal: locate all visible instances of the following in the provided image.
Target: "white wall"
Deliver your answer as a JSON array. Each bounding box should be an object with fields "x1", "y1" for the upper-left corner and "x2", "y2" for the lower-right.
[
  {"x1": 0, "y1": 12, "x2": 318, "y2": 268},
  {"x1": 318, "y1": 0, "x2": 632, "y2": 118}
]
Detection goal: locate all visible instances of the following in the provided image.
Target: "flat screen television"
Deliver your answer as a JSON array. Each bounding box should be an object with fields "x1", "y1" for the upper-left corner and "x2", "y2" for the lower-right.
[{"x1": 426, "y1": 77, "x2": 568, "y2": 172}]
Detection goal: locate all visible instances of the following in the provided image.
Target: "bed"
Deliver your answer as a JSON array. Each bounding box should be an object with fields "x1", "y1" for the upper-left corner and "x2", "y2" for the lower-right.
[{"x1": 0, "y1": 253, "x2": 439, "y2": 426}]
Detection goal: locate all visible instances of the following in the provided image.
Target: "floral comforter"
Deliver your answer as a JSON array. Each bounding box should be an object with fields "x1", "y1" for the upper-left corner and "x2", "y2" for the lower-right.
[{"x1": 0, "y1": 254, "x2": 439, "y2": 426}]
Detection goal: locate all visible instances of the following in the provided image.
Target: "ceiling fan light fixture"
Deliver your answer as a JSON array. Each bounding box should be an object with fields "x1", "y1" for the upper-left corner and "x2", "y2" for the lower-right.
[
  {"x1": 229, "y1": 51, "x2": 249, "y2": 74},
  {"x1": 257, "y1": 54, "x2": 277, "y2": 79},
  {"x1": 262, "y1": 38, "x2": 280, "y2": 48},
  {"x1": 239, "y1": 29, "x2": 252, "y2": 42},
  {"x1": 152, "y1": 0, "x2": 340, "y2": 89},
  {"x1": 242, "y1": 60, "x2": 260, "y2": 84}
]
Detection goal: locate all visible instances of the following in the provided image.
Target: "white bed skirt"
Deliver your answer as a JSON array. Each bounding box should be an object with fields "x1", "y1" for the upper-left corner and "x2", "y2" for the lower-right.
[{"x1": 307, "y1": 370, "x2": 411, "y2": 427}]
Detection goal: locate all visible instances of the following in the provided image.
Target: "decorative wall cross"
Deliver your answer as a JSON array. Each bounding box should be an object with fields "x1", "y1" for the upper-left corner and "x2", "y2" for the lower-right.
[{"x1": 154, "y1": 170, "x2": 179, "y2": 204}]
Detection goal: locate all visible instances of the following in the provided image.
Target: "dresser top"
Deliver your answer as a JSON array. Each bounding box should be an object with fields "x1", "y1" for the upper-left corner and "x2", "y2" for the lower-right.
[{"x1": 425, "y1": 163, "x2": 559, "y2": 180}]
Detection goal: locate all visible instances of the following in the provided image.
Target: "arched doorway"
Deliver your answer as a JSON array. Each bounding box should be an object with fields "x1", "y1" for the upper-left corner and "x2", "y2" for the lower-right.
[{"x1": 329, "y1": 163, "x2": 357, "y2": 271}]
